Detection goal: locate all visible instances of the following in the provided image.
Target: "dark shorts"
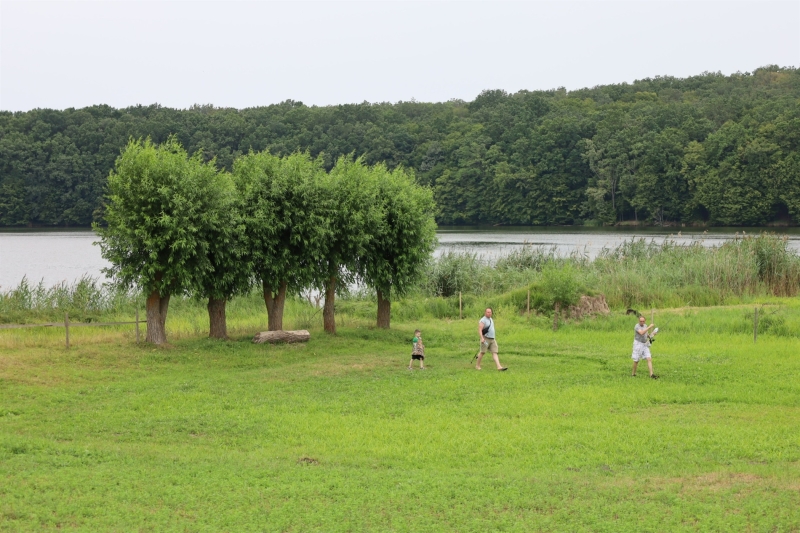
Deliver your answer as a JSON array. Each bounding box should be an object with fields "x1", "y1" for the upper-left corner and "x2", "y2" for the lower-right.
[{"x1": 411, "y1": 353, "x2": 424, "y2": 360}]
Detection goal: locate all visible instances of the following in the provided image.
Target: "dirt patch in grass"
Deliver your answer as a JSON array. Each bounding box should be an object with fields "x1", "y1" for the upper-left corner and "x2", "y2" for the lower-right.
[
  {"x1": 306, "y1": 355, "x2": 399, "y2": 377},
  {"x1": 602, "y1": 471, "x2": 796, "y2": 496},
  {"x1": 680, "y1": 472, "x2": 763, "y2": 492}
]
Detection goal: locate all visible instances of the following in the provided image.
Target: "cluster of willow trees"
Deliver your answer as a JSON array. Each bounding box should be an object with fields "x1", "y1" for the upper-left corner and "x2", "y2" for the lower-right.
[
  {"x1": 96, "y1": 138, "x2": 436, "y2": 344},
  {"x1": 2, "y1": 66, "x2": 798, "y2": 228}
]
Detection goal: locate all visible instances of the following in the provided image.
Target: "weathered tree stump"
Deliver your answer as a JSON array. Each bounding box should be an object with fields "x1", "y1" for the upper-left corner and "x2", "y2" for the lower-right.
[
  {"x1": 252, "y1": 330, "x2": 310, "y2": 344},
  {"x1": 566, "y1": 295, "x2": 610, "y2": 320}
]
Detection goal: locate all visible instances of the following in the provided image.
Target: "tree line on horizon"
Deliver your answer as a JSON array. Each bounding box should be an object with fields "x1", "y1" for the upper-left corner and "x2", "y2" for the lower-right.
[
  {"x1": 1, "y1": 65, "x2": 799, "y2": 227},
  {"x1": 97, "y1": 138, "x2": 436, "y2": 344}
]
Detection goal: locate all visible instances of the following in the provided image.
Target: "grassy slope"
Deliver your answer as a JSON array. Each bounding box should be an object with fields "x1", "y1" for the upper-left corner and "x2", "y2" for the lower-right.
[{"x1": 1, "y1": 304, "x2": 799, "y2": 532}]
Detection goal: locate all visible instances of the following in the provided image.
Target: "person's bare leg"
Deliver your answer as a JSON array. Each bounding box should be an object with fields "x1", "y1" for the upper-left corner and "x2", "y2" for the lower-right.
[
  {"x1": 492, "y1": 352, "x2": 504, "y2": 370},
  {"x1": 647, "y1": 358, "x2": 654, "y2": 376},
  {"x1": 408, "y1": 359, "x2": 413, "y2": 369},
  {"x1": 632, "y1": 361, "x2": 638, "y2": 376},
  {"x1": 420, "y1": 359, "x2": 425, "y2": 369},
  {"x1": 476, "y1": 352, "x2": 484, "y2": 370}
]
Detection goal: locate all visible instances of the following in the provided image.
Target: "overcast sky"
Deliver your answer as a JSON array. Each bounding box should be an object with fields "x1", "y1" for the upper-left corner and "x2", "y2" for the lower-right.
[{"x1": 1, "y1": 0, "x2": 798, "y2": 111}]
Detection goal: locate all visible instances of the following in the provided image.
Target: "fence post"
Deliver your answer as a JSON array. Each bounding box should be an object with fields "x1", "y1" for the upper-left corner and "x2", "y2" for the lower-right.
[
  {"x1": 459, "y1": 292, "x2": 462, "y2": 320},
  {"x1": 135, "y1": 307, "x2": 140, "y2": 344},
  {"x1": 527, "y1": 289, "x2": 531, "y2": 319},
  {"x1": 553, "y1": 303, "x2": 559, "y2": 332},
  {"x1": 651, "y1": 308, "x2": 654, "y2": 326},
  {"x1": 754, "y1": 307, "x2": 758, "y2": 343},
  {"x1": 64, "y1": 312, "x2": 70, "y2": 349}
]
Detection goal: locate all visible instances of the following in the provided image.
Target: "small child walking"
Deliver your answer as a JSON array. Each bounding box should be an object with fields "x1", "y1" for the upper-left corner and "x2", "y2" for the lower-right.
[{"x1": 408, "y1": 329, "x2": 425, "y2": 370}]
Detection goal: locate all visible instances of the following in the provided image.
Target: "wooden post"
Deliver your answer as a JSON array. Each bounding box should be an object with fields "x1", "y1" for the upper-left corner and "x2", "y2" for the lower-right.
[
  {"x1": 64, "y1": 312, "x2": 70, "y2": 349},
  {"x1": 754, "y1": 307, "x2": 758, "y2": 343},
  {"x1": 459, "y1": 292, "x2": 462, "y2": 320},
  {"x1": 135, "y1": 307, "x2": 140, "y2": 344},
  {"x1": 553, "y1": 303, "x2": 559, "y2": 331},
  {"x1": 527, "y1": 289, "x2": 531, "y2": 319},
  {"x1": 651, "y1": 308, "x2": 654, "y2": 326}
]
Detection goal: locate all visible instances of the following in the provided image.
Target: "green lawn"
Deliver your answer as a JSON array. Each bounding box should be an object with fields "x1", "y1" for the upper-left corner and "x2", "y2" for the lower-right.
[{"x1": 1, "y1": 304, "x2": 799, "y2": 531}]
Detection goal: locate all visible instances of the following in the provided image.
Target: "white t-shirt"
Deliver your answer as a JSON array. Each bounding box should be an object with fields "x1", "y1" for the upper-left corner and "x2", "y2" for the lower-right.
[{"x1": 480, "y1": 316, "x2": 495, "y2": 339}]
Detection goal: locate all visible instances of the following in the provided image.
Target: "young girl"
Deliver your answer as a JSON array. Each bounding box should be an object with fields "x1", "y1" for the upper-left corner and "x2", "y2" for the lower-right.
[{"x1": 408, "y1": 329, "x2": 425, "y2": 370}]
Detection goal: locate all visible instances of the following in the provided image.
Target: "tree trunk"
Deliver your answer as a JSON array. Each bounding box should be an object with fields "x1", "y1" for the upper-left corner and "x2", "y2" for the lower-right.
[
  {"x1": 208, "y1": 297, "x2": 227, "y2": 339},
  {"x1": 145, "y1": 289, "x2": 170, "y2": 344},
  {"x1": 263, "y1": 280, "x2": 288, "y2": 331},
  {"x1": 252, "y1": 330, "x2": 310, "y2": 344},
  {"x1": 323, "y1": 276, "x2": 336, "y2": 334},
  {"x1": 376, "y1": 289, "x2": 391, "y2": 329}
]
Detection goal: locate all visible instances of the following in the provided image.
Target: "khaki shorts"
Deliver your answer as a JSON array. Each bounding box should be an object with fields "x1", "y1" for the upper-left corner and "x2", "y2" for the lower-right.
[{"x1": 480, "y1": 338, "x2": 498, "y2": 354}]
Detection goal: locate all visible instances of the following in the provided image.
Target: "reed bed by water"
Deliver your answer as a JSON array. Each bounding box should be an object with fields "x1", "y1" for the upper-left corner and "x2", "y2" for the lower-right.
[
  {"x1": 0, "y1": 275, "x2": 138, "y2": 319},
  {"x1": 421, "y1": 233, "x2": 800, "y2": 309},
  {"x1": 2, "y1": 234, "x2": 798, "y2": 329}
]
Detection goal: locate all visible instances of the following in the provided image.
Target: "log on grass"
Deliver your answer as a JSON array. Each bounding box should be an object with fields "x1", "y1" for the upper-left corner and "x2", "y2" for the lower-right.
[{"x1": 252, "y1": 330, "x2": 310, "y2": 344}]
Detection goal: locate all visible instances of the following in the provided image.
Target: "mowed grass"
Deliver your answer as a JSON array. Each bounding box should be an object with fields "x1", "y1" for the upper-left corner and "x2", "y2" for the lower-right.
[{"x1": 1, "y1": 303, "x2": 799, "y2": 532}]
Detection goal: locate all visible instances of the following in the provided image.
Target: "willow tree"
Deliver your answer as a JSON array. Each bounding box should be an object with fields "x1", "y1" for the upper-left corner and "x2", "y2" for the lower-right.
[
  {"x1": 96, "y1": 137, "x2": 227, "y2": 344},
  {"x1": 234, "y1": 151, "x2": 329, "y2": 330},
  {"x1": 192, "y1": 170, "x2": 253, "y2": 339},
  {"x1": 316, "y1": 156, "x2": 380, "y2": 334},
  {"x1": 361, "y1": 165, "x2": 438, "y2": 328}
]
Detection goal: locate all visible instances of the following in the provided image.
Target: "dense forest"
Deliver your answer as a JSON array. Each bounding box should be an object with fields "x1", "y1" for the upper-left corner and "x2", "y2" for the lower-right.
[{"x1": 1, "y1": 66, "x2": 798, "y2": 227}]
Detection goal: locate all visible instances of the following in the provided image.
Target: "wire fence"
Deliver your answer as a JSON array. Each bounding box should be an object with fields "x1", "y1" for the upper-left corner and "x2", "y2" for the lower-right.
[{"x1": 0, "y1": 309, "x2": 144, "y2": 348}]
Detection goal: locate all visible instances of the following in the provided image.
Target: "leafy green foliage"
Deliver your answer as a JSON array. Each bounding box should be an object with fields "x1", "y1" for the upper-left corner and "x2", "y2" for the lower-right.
[
  {"x1": 318, "y1": 156, "x2": 380, "y2": 288},
  {"x1": 361, "y1": 165, "x2": 438, "y2": 300},
  {"x1": 94, "y1": 137, "x2": 227, "y2": 297},
  {"x1": 234, "y1": 151, "x2": 329, "y2": 293},
  {"x1": 189, "y1": 169, "x2": 252, "y2": 304},
  {"x1": 540, "y1": 263, "x2": 582, "y2": 310},
  {"x1": 3, "y1": 67, "x2": 800, "y2": 227}
]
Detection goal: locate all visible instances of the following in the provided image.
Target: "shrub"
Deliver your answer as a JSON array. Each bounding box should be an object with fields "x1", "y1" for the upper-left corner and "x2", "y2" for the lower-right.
[{"x1": 540, "y1": 263, "x2": 582, "y2": 311}]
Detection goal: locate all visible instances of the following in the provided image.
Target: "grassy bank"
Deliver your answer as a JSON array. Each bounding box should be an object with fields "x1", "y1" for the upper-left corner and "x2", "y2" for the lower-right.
[{"x1": 1, "y1": 301, "x2": 799, "y2": 531}]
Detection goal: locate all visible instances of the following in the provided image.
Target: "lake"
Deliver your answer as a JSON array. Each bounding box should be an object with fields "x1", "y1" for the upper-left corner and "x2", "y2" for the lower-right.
[{"x1": 2, "y1": 227, "x2": 800, "y2": 290}]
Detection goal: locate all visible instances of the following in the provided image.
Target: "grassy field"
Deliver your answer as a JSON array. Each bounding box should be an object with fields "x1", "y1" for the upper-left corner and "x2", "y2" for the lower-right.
[{"x1": 1, "y1": 301, "x2": 799, "y2": 531}]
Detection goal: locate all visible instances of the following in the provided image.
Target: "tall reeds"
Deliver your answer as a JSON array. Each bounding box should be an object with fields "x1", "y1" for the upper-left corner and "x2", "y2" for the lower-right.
[
  {"x1": 3, "y1": 234, "x2": 798, "y2": 326},
  {"x1": 0, "y1": 275, "x2": 139, "y2": 321},
  {"x1": 418, "y1": 233, "x2": 800, "y2": 309}
]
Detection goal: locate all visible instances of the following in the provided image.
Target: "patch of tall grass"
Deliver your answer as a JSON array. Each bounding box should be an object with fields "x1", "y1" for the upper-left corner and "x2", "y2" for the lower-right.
[
  {"x1": 0, "y1": 275, "x2": 141, "y2": 323},
  {"x1": 419, "y1": 233, "x2": 800, "y2": 310},
  {"x1": 3, "y1": 233, "x2": 798, "y2": 331}
]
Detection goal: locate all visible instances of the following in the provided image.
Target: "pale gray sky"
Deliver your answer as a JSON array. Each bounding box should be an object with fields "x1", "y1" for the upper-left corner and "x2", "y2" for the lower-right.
[{"x1": 1, "y1": 0, "x2": 798, "y2": 111}]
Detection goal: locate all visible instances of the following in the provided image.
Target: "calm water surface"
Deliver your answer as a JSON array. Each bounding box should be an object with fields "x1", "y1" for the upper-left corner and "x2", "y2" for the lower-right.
[
  {"x1": 2, "y1": 227, "x2": 799, "y2": 290},
  {"x1": 436, "y1": 226, "x2": 800, "y2": 260}
]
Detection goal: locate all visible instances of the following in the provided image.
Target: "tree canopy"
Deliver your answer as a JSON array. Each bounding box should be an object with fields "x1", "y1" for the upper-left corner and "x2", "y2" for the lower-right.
[
  {"x1": 95, "y1": 137, "x2": 231, "y2": 343},
  {"x1": 4, "y1": 66, "x2": 800, "y2": 227},
  {"x1": 233, "y1": 151, "x2": 329, "y2": 331},
  {"x1": 317, "y1": 156, "x2": 380, "y2": 333},
  {"x1": 362, "y1": 165, "x2": 438, "y2": 328}
]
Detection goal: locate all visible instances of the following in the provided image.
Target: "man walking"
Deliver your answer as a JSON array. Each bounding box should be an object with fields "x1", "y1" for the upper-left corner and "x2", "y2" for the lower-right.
[
  {"x1": 475, "y1": 308, "x2": 507, "y2": 371},
  {"x1": 632, "y1": 315, "x2": 658, "y2": 378}
]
